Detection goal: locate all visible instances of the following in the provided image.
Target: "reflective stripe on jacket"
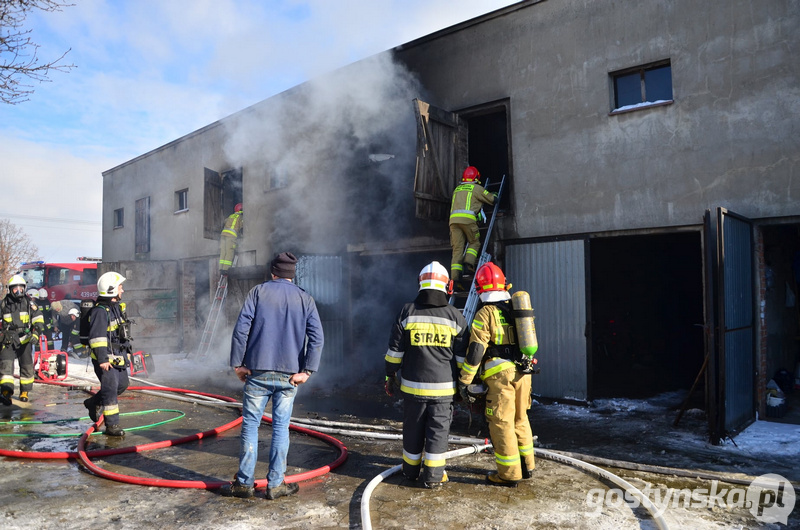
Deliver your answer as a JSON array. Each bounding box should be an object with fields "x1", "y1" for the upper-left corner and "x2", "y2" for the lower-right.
[
  {"x1": 386, "y1": 290, "x2": 469, "y2": 400},
  {"x1": 221, "y1": 212, "x2": 243, "y2": 238},
  {"x1": 449, "y1": 183, "x2": 495, "y2": 225},
  {"x1": 460, "y1": 301, "x2": 517, "y2": 383}
]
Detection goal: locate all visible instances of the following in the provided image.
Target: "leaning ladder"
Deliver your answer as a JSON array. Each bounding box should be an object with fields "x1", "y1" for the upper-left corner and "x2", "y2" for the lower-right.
[
  {"x1": 194, "y1": 257, "x2": 237, "y2": 358},
  {"x1": 451, "y1": 174, "x2": 506, "y2": 324}
]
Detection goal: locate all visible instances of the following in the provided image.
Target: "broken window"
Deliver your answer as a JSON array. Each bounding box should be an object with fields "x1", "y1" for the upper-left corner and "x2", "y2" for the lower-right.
[
  {"x1": 611, "y1": 60, "x2": 673, "y2": 112},
  {"x1": 135, "y1": 196, "x2": 150, "y2": 255}
]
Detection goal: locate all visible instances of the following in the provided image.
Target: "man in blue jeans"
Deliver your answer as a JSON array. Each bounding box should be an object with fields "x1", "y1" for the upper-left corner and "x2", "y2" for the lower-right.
[{"x1": 222, "y1": 252, "x2": 324, "y2": 500}]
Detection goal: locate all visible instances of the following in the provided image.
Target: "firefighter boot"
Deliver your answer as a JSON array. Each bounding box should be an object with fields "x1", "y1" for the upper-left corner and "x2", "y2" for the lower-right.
[
  {"x1": 83, "y1": 397, "x2": 100, "y2": 423},
  {"x1": 424, "y1": 471, "x2": 449, "y2": 490},
  {"x1": 104, "y1": 424, "x2": 125, "y2": 437},
  {"x1": 0, "y1": 388, "x2": 11, "y2": 406},
  {"x1": 18, "y1": 391, "x2": 29, "y2": 403},
  {"x1": 486, "y1": 471, "x2": 519, "y2": 488}
]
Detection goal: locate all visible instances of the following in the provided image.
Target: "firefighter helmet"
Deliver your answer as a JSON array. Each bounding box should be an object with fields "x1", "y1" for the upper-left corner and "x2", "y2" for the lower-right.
[
  {"x1": 234, "y1": 203, "x2": 243, "y2": 213},
  {"x1": 97, "y1": 271, "x2": 126, "y2": 297},
  {"x1": 418, "y1": 261, "x2": 453, "y2": 294},
  {"x1": 475, "y1": 262, "x2": 507, "y2": 293},
  {"x1": 26, "y1": 288, "x2": 39, "y2": 299},
  {"x1": 39, "y1": 288, "x2": 49, "y2": 299},
  {"x1": 462, "y1": 166, "x2": 480, "y2": 183},
  {"x1": 7, "y1": 275, "x2": 26, "y2": 288}
]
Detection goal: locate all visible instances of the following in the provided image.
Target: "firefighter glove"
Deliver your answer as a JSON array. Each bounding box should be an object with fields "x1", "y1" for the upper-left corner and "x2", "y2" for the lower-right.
[
  {"x1": 384, "y1": 374, "x2": 398, "y2": 397},
  {"x1": 458, "y1": 383, "x2": 474, "y2": 403}
]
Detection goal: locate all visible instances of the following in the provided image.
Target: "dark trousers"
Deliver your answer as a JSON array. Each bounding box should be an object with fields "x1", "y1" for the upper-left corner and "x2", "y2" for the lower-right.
[
  {"x1": 402, "y1": 398, "x2": 453, "y2": 482},
  {"x1": 86, "y1": 360, "x2": 129, "y2": 426},
  {"x1": 0, "y1": 341, "x2": 34, "y2": 394}
]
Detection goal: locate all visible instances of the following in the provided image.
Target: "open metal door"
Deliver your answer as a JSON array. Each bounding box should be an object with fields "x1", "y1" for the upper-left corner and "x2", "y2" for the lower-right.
[
  {"x1": 705, "y1": 208, "x2": 755, "y2": 443},
  {"x1": 412, "y1": 99, "x2": 467, "y2": 221}
]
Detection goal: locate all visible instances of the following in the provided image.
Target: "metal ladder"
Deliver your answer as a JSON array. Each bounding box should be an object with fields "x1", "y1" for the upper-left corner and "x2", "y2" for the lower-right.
[
  {"x1": 450, "y1": 175, "x2": 506, "y2": 324},
  {"x1": 194, "y1": 258, "x2": 236, "y2": 358}
]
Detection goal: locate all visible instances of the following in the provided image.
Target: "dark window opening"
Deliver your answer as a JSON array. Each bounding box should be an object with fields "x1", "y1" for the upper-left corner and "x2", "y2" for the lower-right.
[
  {"x1": 204, "y1": 167, "x2": 243, "y2": 239},
  {"x1": 113, "y1": 208, "x2": 124, "y2": 229},
  {"x1": 464, "y1": 108, "x2": 511, "y2": 211},
  {"x1": 135, "y1": 196, "x2": 150, "y2": 255},
  {"x1": 612, "y1": 60, "x2": 673, "y2": 111}
]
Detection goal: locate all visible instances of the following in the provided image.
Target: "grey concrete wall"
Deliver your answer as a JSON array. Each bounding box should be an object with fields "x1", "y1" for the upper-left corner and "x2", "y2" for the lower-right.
[{"x1": 397, "y1": 0, "x2": 800, "y2": 237}]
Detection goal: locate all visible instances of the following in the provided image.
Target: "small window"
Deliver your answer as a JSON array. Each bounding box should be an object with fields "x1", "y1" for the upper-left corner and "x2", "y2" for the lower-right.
[
  {"x1": 113, "y1": 208, "x2": 124, "y2": 228},
  {"x1": 611, "y1": 60, "x2": 673, "y2": 112},
  {"x1": 175, "y1": 188, "x2": 189, "y2": 213}
]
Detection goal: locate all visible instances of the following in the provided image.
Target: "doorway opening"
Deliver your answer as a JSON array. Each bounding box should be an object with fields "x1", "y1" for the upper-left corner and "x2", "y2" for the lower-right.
[
  {"x1": 760, "y1": 223, "x2": 800, "y2": 424},
  {"x1": 589, "y1": 231, "x2": 705, "y2": 400},
  {"x1": 462, "y1": 106, "x2": 511, "y2": 210}
]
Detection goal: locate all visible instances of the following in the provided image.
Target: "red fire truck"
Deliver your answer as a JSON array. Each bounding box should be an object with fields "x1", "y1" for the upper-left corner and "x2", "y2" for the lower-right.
[{"x1": 19, "y1": 259, "x2": 100, "y2": 302}]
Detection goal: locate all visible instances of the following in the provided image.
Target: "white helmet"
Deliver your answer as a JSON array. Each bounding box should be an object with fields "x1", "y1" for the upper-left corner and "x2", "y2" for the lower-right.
[
  {"x1": 26, "y1": 288, "x2": 39, "y2": 299},
  {"x1": 39, "y1": 288, "x2": 49, "y2": 300},
  {"x1": 68, "y1": 308, "x2": 80, "y2": 318},
  {"x1": 418, "y1": 261, "x2": 452, "y2": 293},
  {"x1": 97, "y1": 271, "x2": 126, "y2": 297},
  {"x1": 7, "y1": 275, "x2": 26, "y2": 288}
]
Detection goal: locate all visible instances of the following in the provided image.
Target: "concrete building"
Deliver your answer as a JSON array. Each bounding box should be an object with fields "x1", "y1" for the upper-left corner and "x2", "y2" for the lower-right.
[{"x1": 101, "y1": 0, "x2": 800, "y2": 442}]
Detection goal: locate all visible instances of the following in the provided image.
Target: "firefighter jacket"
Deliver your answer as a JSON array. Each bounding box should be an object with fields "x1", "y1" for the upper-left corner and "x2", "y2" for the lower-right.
[
  {"x1": 221, "y1": 211, "x2": 243, "y2": 239},
  {"x1": 230, "y1": 278, "x2": 324, "y2": 374},
  {"x1": 385, "y1": 289, "x2": 469, "y2": 400},
  {"x1": 39, "y1": 299, "x2": 52, "y2": 331},
  {"x1": 449, "y1": 183, "x2": 495, "y2": 226},
  {"x1": 459, "y1": 301, "x2": 518, "y2": 385},
  {"x1": 87, "y1": 300, "x2": 130, "y2": 366},
  {"x1": 1, "y1": 295, "x2": 44, "y2": 346}
]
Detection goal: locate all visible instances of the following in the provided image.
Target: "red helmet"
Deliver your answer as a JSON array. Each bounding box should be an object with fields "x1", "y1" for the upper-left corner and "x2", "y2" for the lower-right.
[
  {"x1": 234, "y1": 203, "x2": 243, "y2": 213},
  {"x1": 475, "y1": 262, "x2": 507, "y2": 294},
  {"x1": 462, "y1": 166, "x2": 480, "y2": 182}
]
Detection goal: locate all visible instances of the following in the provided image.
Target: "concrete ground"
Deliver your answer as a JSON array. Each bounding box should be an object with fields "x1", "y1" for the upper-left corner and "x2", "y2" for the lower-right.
[{"x1": 1, "y1": 358, "x2": 799, "y2": 529}]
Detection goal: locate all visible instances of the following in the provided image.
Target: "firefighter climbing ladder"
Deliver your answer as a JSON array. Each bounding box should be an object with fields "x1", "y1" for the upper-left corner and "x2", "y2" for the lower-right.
[
  {"x1": 451, "y1": 175, "x2": 506, "y2": 324},
  {"x1": 194, "y1": 258, "x2": 237, "y2": 358}
]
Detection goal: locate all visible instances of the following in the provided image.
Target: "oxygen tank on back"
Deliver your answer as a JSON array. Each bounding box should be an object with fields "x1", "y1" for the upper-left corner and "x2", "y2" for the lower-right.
[{"x1": 511, "y1": 291, "x2": 538, "y2": 358}]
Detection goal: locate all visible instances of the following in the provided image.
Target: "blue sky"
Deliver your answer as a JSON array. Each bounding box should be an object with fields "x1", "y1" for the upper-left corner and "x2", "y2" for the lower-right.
[{"x1": 0, "y1": 0, "x2": 518, "y2": 263}]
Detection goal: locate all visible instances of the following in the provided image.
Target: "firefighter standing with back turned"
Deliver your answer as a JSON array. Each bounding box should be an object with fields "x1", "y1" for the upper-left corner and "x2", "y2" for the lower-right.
[
  {"x1": 385, "y1": 261, "x2": 469, "y2": 488},
  {"x1": 219, "y1": 203, "x2": 243, "y2": 275},
  {"x1": 449, "y1": 166, "x2": 496, "y2": 290},
  {"x1": 83, "y1": 272, "x2": 131, "y2": 436},
  {"x1": 458, "y1": 262, "x2": 537, "y2": 486},
  {"x1": 0, "y1": 275, "x2": 44, "y2": 405}
]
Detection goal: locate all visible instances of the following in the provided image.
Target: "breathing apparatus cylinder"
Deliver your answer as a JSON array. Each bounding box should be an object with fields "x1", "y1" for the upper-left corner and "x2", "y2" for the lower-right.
[{"x1": 511, "y1": 291, "x2": 538, "y2": 358}]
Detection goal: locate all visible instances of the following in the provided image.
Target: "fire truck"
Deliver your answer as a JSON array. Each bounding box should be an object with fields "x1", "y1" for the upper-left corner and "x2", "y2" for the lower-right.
[{"x1": 19, "y1": 258, "x2": 100, "y2": 302}]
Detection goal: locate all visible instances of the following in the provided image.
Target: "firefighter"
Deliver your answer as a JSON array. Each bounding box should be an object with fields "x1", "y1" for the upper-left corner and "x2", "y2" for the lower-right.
[
  {"x1": 37, "y1": 288, "x2": 54, "y2": 351},
  {"x1": 385, "y1": 261, "x2": 469, "y2": 488},
  {"x1": 51, "y1": 300, "x2": 84, "y2": 356},
  {"x1": 449, "y1": 166, "x2": 495, "y2": 290},
  {"x1": 83, "y1": 271, "x2": 131, "y2": 436},
  {"x1": 219, "y1": 203, "x2": 244, "y2": 275},
  {"x1": 0, "y1": 275, "x2": 44, "y2": 405},
  {"x1": 458, "y1": 262, "x2": 535, "y2": 486}
]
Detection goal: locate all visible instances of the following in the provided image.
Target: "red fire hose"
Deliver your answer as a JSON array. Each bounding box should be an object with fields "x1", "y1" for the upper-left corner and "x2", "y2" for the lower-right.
[{"x1": 0, "y1": 384, "x2": 348, "y2": 489}]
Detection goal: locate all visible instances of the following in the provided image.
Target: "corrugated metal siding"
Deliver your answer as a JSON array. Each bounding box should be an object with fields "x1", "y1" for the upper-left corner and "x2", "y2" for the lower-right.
[
  {"x1": 296, "y1": 255, "x2": 344, "y2": 373},
  {"x1": 506, "y1": 240, "x2": 588, "y2": 400},
  {"x1": 721, "y1": 213, "x2": 754, "y2": 430}
]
